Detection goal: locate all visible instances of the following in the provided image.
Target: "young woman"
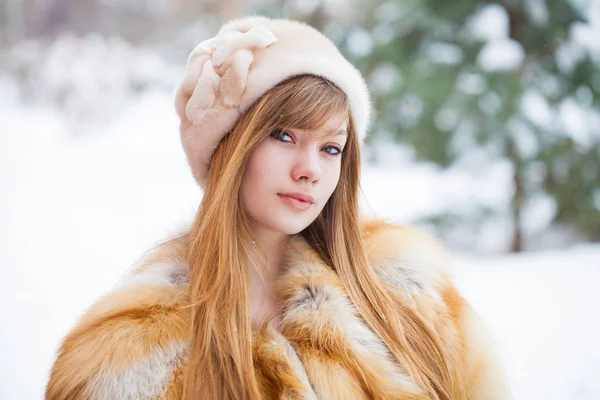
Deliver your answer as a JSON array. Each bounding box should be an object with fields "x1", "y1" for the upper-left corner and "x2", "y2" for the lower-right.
[{"x1": 46, "y1": 16, "x2": 506, "y2": 400}]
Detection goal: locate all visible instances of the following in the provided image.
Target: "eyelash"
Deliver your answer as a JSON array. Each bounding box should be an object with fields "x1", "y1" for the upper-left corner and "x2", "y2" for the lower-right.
[{"x1": 270, "y1": 129, "x2": 342, "y2": 156}]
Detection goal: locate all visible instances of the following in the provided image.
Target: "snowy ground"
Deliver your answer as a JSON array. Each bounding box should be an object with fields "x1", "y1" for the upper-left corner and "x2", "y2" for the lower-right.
[{"x1": 1, "y1": 91, "x2": 599, "y2": 399}]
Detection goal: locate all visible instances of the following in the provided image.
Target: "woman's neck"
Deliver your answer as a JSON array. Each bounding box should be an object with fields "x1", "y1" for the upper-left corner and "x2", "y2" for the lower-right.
[{"x1": 247, "y1": 224, "x2": 289, "y2": 328}]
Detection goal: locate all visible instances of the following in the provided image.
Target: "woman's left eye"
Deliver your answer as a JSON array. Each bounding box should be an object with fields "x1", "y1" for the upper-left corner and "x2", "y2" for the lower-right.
[{"x1": 323, "y1": 145, "x2": 342, "y2": 156}]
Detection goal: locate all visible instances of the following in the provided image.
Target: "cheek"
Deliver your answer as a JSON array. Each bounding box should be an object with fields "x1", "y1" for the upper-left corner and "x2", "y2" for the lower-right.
[
  {"x1": 313, "y1": 161, "x2": 342, "y2": 214},
  {"x1": 324, "y1": 162, "x2": 342, "y2": 195},
  {"x1": 241, "y1": 143, "x2": 286, "y2": 211},
  {"x1": 243, "y1": 143, "x2": 285, "y2": 187}
]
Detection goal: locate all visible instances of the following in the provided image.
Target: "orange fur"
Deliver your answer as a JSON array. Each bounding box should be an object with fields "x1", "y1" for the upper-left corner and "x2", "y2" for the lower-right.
[
  {"x1": 163, "y1": 360, "x2": 187, "y2": 400},
  {"x1": 46, "y1": 220, "x2": 506, "y2": 399}
]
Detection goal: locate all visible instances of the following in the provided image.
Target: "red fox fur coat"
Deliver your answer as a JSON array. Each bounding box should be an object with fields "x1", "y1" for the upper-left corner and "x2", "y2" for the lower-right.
[{"x1": 46, "y1": 220, "x2": 506, "y2": 399}]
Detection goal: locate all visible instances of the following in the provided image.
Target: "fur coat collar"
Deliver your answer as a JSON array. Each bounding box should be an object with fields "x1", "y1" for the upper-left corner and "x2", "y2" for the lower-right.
[{"x1": 46, "y1": 220, "x2": 505, "y2": 399}]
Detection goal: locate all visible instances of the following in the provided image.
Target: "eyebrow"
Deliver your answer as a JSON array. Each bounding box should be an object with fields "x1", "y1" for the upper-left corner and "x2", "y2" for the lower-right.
[
  {"x1": 313, "y1": 129, "x2": 347, "y2": 141},
  {"x1": 322, "y1": 129, "x2": 347, "y2": 137}
]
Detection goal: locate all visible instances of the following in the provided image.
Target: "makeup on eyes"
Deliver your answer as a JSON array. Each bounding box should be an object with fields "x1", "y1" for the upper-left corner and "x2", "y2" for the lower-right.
[{"x1": 270, "y1": 128, "x2": 345, "y2": 155}]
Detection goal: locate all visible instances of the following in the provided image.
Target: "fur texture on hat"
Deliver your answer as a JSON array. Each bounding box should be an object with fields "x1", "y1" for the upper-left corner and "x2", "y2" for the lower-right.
[{"x1": 175, "y1": 16, "x2": 373, "y2": 187}]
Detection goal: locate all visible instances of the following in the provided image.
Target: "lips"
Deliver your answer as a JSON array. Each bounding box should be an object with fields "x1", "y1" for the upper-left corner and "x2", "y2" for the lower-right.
[{"x1": 278, "y1": 193, "x2": 314, "y2": 211}]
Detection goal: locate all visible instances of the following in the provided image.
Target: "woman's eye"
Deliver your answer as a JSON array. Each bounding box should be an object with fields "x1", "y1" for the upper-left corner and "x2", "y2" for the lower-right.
[
  {"x1": 323, "y1": 145, "x2": 342, "y2": 156},
  {"x1": 270, "y1": 129, "x2": 341, "y2": 156},
  {"x1": 270, "y1": 129, "x2": 293, "y2": 142}
]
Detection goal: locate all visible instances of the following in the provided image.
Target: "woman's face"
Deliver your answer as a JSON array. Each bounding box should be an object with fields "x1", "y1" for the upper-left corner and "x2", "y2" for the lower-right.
[{"x1": 241, "y1": 113, "x2": 349, "y2": 235}]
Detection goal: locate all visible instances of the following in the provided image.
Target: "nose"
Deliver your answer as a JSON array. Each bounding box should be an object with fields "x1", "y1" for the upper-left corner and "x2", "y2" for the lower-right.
[{"x1": 292, "y1": 147, "x2": 322, "y2": 183}]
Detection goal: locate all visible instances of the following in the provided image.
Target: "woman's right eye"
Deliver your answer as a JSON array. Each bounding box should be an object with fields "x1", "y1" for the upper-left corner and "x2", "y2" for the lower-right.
[{"x1": 270, "y1": 129, "x2": 293, "y2": 143}]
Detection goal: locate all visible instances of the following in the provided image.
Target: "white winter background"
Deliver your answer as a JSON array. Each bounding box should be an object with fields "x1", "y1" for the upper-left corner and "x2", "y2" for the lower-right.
[{"x1": 2, "y1": 3, "x2": 600, "y2": 400}]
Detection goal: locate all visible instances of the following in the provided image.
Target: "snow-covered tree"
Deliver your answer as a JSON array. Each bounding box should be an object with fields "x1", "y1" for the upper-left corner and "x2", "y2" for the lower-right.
[{"x1": 344, "y1": 0, "x2": 600, "y2": 251}]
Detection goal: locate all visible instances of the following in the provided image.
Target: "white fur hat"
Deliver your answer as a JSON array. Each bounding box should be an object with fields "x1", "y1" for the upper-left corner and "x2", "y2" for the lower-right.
[{"x1": 175, "y1": 16, "x2": 372, "y2": 187}]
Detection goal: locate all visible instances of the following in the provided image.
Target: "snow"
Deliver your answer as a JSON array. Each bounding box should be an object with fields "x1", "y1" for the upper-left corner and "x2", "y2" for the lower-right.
[
  {"x1": 290, "y1": 0, "x2": 321, "y2": 15},
  {"x1": 556, "y1": 38, "x2": 588, "y2": 74},
  {"x1": 478, "y1": 91, "x2": 503, "y2": 115},
  {"x1": 571, "y1": 0, "x2": 600, "y2": 62},
  {"x1": 524, "y1": 0, "x2": 550, "y2": 27},
  {"x1": 369, "y1": 62, "x2": 402, "y2": 94},
  {"x1": 559, "y1": 98, "x2": 599, "y2": 150},
  {"x1": 392, "y1": 94, "x2": 424, "y2": 128},
  {"x1": 477, "y1": 39, "x2": 526, "y2": 72},
  {"x1": 507, "y1": 117, "x2": 540, "y2": 159},
  {"x1": 3, "y1": 34, "x2": 180, "y2": 130},
  {"x1": 466, "y1": 3, "x2": 510, "y2": 41},
  {"x1": 594, "y1": 189, "x2": 600, "y2": 211},
  {"x1": 520, "y1": 90, "x2": 554, "y2": 130},
  {"x1": 454, "y1": 247, "x2": 600, "y2": 400},
  {"x1": 427, "y1": 42, "x2": 464, "y2": 65},
  {"x1": 520, "y1": 191, "x2": 558, "y2": 236},
  {"x1": 456, "y1": 72, "x2": 487, "y2": 95},
  {"x1": 346, "y1": 28, "x2": 374, "y2": 57},
  {"x1": 0, "y1": 91, "x2": 201, "y2": 400}
]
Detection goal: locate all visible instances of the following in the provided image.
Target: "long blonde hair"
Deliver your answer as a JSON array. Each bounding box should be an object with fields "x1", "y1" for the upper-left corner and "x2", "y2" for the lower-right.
[{"x1": 183, "y1": 75, "x2": 463, "y2": 399}]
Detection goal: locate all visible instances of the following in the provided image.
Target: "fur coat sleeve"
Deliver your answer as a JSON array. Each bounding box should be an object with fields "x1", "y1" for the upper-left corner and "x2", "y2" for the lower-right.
[{"x1": 45, "y1": 220, "x2": 506, "y2": 400}]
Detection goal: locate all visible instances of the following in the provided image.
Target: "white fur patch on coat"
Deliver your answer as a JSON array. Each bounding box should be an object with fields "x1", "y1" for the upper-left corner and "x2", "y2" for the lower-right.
[{"x1": 88, "y1": 341, "x2": 188, "y2": 400}]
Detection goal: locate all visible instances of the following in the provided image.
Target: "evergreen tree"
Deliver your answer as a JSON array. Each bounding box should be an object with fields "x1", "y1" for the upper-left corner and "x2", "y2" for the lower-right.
[{"x1": 344, "y1": 0, "x2": 599, "y2": 251}]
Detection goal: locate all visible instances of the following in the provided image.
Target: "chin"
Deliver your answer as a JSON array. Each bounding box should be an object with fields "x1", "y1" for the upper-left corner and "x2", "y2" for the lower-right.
[
  {"x1": 264, "y1": 212, "x2": 317, "y2": 235},
  {"x1": 273, "y1": 219, "x2": 311, "y2": 235}
]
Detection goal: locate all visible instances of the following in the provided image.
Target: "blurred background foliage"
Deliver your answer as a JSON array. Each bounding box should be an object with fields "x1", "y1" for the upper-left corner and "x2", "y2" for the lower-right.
[{"x1": 1, "y1": 0, "x2": 598, "y2": 252}]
